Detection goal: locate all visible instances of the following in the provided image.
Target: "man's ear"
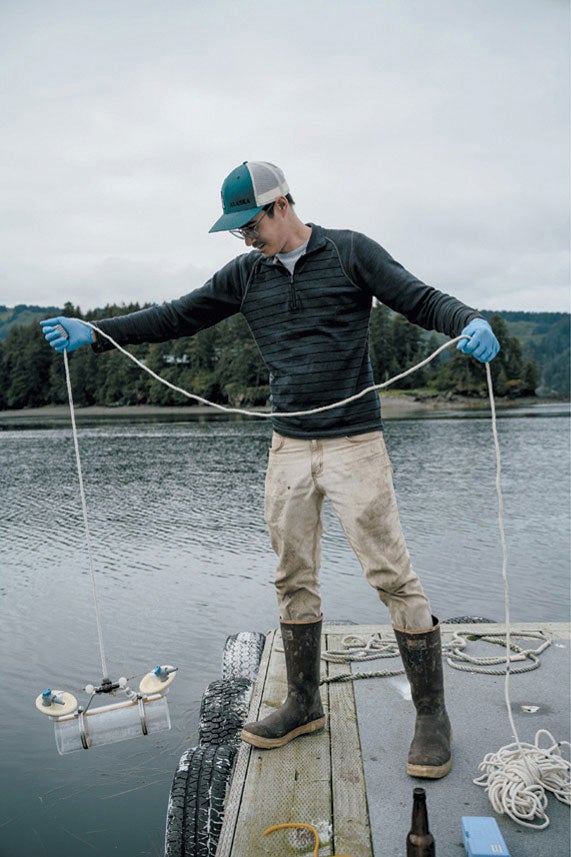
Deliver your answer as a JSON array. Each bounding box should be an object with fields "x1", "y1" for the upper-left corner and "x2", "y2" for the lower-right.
[{"x1": 275, "y1": 195, "x2": 288, "y2": 213}]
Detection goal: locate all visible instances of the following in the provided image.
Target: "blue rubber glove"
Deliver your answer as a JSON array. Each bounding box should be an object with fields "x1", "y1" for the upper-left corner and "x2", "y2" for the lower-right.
[
  {"x1": 456, "y1": 318, "x2": 500, "y2": 363},
  {"x1": 40, "y1": 317, "x2": 95, "y2": 353}
]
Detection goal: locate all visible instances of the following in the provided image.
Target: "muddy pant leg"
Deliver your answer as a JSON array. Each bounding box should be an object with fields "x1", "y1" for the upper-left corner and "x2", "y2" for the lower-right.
[
  {"x1": 264, "y1": 433, "x2": 324, "y2": 621},
  {"x1": 321, "y1": 432, "x2": 433, "y2": 631}
]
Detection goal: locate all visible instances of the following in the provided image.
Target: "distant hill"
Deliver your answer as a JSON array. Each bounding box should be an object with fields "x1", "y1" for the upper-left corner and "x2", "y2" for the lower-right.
[
  {"x1": 1, "y1": 303, "x2": 569, "y2": 396},
  {"x1": 479, "y1": 310, "x2": 569, "y2": 396},
  {"x1": 0, "y1": 304, "x2": 62, "y2": 340}
]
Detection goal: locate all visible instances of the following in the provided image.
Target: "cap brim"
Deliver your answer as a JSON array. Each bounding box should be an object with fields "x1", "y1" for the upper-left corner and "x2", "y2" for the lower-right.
[{"x1": 208, "y1": 205, "x2": 264, "y2": 233}]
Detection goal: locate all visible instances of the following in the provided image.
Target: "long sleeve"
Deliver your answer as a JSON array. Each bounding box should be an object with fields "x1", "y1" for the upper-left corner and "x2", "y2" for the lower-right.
[
  {"x1": 92, "y1": 255, "x2": 250, "y2": 352},
  {"x1": 348, "y1": 231, "x2": 482, "y2": 337}
]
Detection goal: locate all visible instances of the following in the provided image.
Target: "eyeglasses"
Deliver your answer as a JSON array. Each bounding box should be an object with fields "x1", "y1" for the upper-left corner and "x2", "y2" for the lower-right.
[{"x1": 230, "y1": 203, "x2": 274, "y2": 239}]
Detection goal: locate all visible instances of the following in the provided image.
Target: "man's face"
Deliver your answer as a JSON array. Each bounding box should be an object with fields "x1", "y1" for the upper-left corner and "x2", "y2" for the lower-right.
[
  {"x1": 231, "y1": 198, "x2": 288, "y2": 256},
  {"x1": 242, "y1": 206, "x2": 275, "y2": 255}
]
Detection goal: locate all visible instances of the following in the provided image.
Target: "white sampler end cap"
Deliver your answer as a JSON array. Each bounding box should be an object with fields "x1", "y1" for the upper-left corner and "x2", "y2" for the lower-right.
[
  {"x1": 139, "y1": 665, "x2": 177, "y2": 695},
  {"x1": 35, "y1": 690, "x2": 78, "y2": 717}
]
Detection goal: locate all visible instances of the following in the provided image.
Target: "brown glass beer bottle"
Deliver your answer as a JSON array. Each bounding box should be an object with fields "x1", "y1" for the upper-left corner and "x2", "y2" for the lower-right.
[{"x1": 406, "y1": 787, "x2": 435, "y2": 856}]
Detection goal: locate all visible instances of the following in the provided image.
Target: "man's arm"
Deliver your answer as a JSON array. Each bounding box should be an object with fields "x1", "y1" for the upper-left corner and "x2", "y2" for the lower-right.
[
  {"x1": 41, "y1": 256, "x2": 250, "y2": 353},
  {"x1": 348, "y1": 231, "x2": 482, "y2": 336},
  {"x1": 91, "y1": 257, "x2": 248, "y2": 352},
  {"x1": 346, "y1": 230, "x2": 499, "y2": 361}
]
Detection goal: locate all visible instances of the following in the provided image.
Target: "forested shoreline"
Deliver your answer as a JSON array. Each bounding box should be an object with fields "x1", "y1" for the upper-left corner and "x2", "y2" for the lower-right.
[{"x1": 0, "y1": 302, "x2": 566, "y2": 411}]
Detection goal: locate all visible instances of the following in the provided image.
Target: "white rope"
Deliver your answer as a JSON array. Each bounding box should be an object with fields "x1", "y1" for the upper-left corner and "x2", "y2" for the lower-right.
[
  {"x1": 472, "y1": 364, "x2": 571, "y2": 828},
  {"x1": 446, "y1": 630, "x2": 551, "y2": 675},
  {"x1": 320, "y1": 626, "x2": 552, "y2": 686},
  {"x1": 322, "y1": 632, "x2": 402, "y2": 662},
  {"x1": 322, "y1": 629, "x2": 467, "y2": 666},
  {"x1": 83, "y1": 321, "x2": 468, "y2": 417},
  {"x1": 62, "y1": 322, "x2": 571, "y2": 826},
  {"x1": 475, "y1": 731, "x2": 571, "y2": 829},
  {"x1": 62, "y1": 349, "x2": 109, "y2": 680},
  {"x1": 321, "y1": 631, "x2": 405, "y2": 681}
]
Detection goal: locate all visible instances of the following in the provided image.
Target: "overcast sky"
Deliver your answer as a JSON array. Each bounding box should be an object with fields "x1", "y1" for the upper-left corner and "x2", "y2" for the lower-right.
[{"x1": 1, "y1": 0, "x2": 569, "y2": 313}]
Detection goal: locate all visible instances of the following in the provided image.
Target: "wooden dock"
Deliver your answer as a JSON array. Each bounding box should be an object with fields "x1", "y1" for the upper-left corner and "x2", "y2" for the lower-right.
[
  {"x1": 216, "y1": 624, "x2": 374, "y2": 857},
  {"x1": 215, "y1": 621, "x2": 570, "y2": 857}
]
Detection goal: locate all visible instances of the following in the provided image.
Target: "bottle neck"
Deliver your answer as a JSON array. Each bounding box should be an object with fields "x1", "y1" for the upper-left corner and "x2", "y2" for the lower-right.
[
  {"x1": 411, "y1": 788, "x2": 429, "y2": 834},
  {"x1": 407, "y1": 788, "x2": 435, "y2": 856}
]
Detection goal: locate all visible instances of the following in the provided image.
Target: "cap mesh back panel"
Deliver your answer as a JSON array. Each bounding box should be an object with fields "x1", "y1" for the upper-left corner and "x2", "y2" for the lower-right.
[{"x1": 248, "y1": 162, "x2": 289, "y2": 204}]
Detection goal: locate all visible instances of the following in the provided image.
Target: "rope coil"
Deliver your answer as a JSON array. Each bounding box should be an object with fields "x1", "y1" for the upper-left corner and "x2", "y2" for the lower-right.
[
  {"x1": 446, "y1": 631, "x2": 551, "y2": 676},
  {"x1": 320, "y1": 628, "x2": 551, "y2": 684},
  {"x1": 322, "y1": 632, "x2": 401, "y2": 662},
  {"x1": 474, "y1": 730, "x2": 571, "y2": 829}
]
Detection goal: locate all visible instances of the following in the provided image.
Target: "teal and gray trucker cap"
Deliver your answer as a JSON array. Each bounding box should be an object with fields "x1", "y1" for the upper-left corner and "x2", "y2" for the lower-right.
[{"x1": 209, "y1": 161, "x2": 290, "y2": 233}]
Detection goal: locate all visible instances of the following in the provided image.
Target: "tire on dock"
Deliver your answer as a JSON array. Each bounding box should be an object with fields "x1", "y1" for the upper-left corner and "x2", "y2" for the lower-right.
[
  {"x1": 165, "y1": 744, "x2": 236, "y2": 857},
  {"x1": 199, "y1": 677, "x2": 253, "y2": 748},
  {"x1": 221, "y1": 631, "x2": 266, "y2": 681}
]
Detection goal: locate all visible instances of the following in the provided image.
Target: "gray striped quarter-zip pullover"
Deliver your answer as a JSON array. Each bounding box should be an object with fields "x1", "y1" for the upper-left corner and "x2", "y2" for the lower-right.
[{"x1": 92, "y1": 224, "x2": 482, "y2": 438}]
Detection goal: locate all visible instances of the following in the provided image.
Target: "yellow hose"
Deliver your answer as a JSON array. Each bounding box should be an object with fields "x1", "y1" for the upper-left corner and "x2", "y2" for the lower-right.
[{"x1": 263, "y1": 822, "x2": 353, "y2": 856}]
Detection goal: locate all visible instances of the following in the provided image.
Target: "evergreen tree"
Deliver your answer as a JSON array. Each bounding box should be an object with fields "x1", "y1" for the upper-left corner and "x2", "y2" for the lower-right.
[
  {"x1": 215, "y1": 317, "x2": 269, "y2": 405},
  {"x1": 0, "y1": 340, "x2": 7, "y2": 409},
  {"x1": 433, "y1": 313, "x2": 541, "y2": 397},
  {"x1": 4, "y1": 325, "x2": 53, "y2": 408},
  {"x1": 522, "y1": 360, "x2": 541, "y2": 395},
  {"x1": 388, "y1": 313, "x2": 427, "y2": 389},
  {"x1": 369, "y1": 303, "x2": 396, "y2": 382}
]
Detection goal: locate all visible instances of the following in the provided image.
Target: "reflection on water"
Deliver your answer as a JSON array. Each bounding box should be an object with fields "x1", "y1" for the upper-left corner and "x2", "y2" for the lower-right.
[{"x1": 0, "y1": 406, "x2": 569, "y2": 856}]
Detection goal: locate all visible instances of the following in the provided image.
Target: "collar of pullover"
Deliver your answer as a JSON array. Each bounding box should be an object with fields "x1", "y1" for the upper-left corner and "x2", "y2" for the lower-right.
[{"x1": 258, "y1": 223, "x2": 326, "y2": 268}]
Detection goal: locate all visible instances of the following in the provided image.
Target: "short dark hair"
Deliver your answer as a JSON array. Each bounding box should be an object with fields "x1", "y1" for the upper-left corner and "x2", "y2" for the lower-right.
[{"x1": 266, "y1": 193, "x2": 295, "y2": 217}]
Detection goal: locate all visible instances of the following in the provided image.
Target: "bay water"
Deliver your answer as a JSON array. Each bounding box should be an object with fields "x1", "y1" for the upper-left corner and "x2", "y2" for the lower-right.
[{"x1": 1, "y1": 402, "x2": 569, "y2": 856}]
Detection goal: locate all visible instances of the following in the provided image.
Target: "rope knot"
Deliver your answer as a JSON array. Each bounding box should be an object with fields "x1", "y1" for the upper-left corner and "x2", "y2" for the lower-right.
[{"x1": 508, "y1": 756, "x2": 543, "y2": 788}]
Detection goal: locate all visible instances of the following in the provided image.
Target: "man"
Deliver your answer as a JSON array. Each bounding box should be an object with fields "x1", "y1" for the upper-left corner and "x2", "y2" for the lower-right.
[{"x1": 41, "y1": 160, "x2": 499, "y2": 779}]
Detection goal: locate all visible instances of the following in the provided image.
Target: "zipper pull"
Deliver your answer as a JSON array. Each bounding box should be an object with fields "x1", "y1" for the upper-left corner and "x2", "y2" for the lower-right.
[{"x1": 288, "y1": 278, "x2": 302, "y2": 312}]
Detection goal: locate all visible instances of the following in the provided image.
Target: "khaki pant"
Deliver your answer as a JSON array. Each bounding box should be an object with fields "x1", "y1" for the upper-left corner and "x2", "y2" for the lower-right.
[{"x1": 264, "y1": 430, "x2": 433, "y2": 631}]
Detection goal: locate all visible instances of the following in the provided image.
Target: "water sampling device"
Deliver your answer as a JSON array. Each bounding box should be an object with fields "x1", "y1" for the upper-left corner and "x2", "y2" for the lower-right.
[
  {"x1": 35, "y1": 667, "x2": 177, "y2": 754},
  {"x1": 35, "y1": 329, "x2": 177, "y2": 753}
]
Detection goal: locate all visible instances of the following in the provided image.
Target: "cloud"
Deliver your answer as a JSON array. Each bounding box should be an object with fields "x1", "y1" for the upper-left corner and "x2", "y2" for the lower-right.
[
  {"x1": 0, "y1": 253, "x2": 212, "y2": 313},
  {"x1": 0, "y1": 0, "x2": 568, "y2": 312}
]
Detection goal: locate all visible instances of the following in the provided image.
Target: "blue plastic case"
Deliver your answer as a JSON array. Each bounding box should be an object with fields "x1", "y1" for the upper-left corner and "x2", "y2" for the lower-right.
[{"x1": 462, "y1": 817, "x2": 510, "y2": 857}]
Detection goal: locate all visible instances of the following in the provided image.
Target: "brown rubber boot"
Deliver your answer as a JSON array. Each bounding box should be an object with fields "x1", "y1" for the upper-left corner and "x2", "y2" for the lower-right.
[
  {"x1": 241, "y1": 616, "x2": 326, "y2": 749},
  {"x1": 394, "y1": 616, "x2": 452, "y2": 779}
]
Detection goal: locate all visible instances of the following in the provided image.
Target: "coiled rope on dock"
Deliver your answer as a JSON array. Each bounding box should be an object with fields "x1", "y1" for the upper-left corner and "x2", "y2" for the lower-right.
[
  {"x1": 321, "y1": 632, "x2": 405, "y2": 682},
  {"x1": 474, "y1": 730, "x2": 571, "y2": 829},
  {"x1": 319, "y1": 628, "x2": 551, "y2": 684},
  {"x1": 446, "y1": 630, "x2": 551, "y2": 675},
  {"x1": 61, "y1": 323, "x2": 570, "y2": 829}
]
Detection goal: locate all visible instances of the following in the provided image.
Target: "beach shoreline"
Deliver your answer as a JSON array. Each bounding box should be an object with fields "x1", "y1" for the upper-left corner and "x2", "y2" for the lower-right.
[{"x1": 0, "y1": 394, "x2": 565, "y2": 425}]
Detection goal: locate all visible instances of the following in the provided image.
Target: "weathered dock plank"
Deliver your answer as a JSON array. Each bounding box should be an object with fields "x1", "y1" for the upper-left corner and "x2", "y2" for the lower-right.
[
  {"x1": 328, "y1": 632, "x2": 374, "y2": 857},
  {"x1": 216, "y1": 630, "x2": 276, "y2": 857}
]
